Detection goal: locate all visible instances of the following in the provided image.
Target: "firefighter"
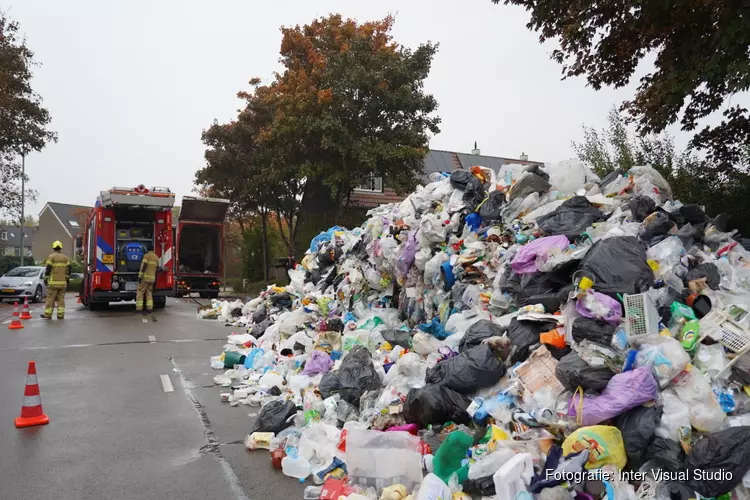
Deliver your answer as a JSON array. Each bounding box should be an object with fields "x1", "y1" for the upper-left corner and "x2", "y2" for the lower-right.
[
  {"x1": 42, "y1": 241, "x2": 71, "y2": 320},
  {"x1": 136, "y1": 244, "x2": 159, "y2": 314}
]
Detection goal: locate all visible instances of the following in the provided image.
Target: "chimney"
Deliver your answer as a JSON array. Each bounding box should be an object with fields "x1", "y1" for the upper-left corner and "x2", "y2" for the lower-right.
[
  {"x1": 520, "y1": 152, "x2": 529, "y2": 161},
  {"x1": 471, "y1": 141, "x2": 480, "y2": 155}
]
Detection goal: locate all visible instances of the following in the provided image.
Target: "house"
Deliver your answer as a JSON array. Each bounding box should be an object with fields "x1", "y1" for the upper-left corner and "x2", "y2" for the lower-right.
[
  {"x1": 32, "y1": 202, "x2": 92, "y2": 264},
  {"x1": 349, "y1": 145, "x2": 544, "y2": 208},
  {"x1": 0, "y1": 225, "x2": 35, "y2": 259}
]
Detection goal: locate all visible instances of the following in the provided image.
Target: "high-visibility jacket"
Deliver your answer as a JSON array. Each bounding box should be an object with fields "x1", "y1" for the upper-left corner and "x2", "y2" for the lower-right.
[
  {"x1": 45, "y1": 251, "x2": 71, "y2": 288},
  {"x1": 139, "y1": 251, "x2": 159, "y2": 284}
]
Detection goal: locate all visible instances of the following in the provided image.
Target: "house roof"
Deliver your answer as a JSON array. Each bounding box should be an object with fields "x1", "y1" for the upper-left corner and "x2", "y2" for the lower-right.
[
  {"x1": 423, "y1": 149, "x2": 543, "y2": 177},
  {"x1": 41, "y1": 202, "x2": 92, "y2": 237},
  {"x1": 0, "y1": 225, "x2": 35, "y2": 247}
]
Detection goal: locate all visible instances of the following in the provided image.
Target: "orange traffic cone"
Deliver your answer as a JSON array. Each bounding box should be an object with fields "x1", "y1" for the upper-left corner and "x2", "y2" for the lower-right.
[
  {"x1": 77, "y1": 295, "x2": 82, "y2": 304},
  {"x1": 15, "y1": 361, "x2": 50, "y2": 428},
  {"x1": 20, "y1": 297, "x2": 32, "y2": 320},
  {"x1": 8, "y1": 302, "x2": 24, "y2": 330}
]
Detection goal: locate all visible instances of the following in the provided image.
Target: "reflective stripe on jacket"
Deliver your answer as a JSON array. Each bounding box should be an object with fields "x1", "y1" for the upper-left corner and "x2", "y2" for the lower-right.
[
  {"x1": 139, "y1": 251, "x2": 159, "y2": 283},
  {"x1": 45, "y1": 252, "x2": 71, "y2": 287}
]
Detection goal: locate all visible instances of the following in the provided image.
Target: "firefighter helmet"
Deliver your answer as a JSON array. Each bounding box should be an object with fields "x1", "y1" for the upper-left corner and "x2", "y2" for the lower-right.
[{"x1": 52, "y1": 241, "x2": 63, "y2": 250}]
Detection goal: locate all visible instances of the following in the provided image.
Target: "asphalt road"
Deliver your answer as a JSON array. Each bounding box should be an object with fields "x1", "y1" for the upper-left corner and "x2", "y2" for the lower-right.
[{"x1": 0, "y1": 295, "x2": 306, "y2": 500}]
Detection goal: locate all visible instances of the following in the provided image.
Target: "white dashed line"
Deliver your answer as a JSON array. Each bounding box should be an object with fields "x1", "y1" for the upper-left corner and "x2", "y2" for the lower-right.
[
  {"x1": 148, "y1": 335, "x2": 156, "y2": 343},
  {"x1": 160, "y1": 374, "x2": 174, "y2": 393}
]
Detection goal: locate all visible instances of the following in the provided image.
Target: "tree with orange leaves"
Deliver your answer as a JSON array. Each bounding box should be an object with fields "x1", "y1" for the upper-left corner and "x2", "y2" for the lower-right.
[{"x1": 267, "y1": 14, "x2": 441, "y2": 212}]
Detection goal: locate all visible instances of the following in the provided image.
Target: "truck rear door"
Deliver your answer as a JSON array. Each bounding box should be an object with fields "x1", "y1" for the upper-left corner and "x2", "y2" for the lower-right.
[{"x1": 177, "y1": 197, "x2": 230, "y2": 277}]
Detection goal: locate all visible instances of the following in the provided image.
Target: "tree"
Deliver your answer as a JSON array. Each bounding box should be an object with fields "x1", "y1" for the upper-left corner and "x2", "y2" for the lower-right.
[
  {"x1": 492, "y1": 0, "x2": 750, "y2": 169},
  {"x1": 0, "y1": 12, "x2": 56, "y2": 219},
  {"x1": 574, "y1": 108, "x2": 750, "y2": 233},
  {"x1": 267, "y1": 14, "x2": 441, "y2": 211}
]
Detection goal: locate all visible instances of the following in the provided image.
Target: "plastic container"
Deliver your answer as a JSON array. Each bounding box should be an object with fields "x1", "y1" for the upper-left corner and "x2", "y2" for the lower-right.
[
  {"x1": 281, "y1": 455, "x2": 311, "y2": 480},
  {"x1": 303, "y1": 485, "x2": 322, "y2": 499},
  {"x1": 223, "y1": 351, "x2": 246, "y2": 368},
  {"x1": 492, "y1": 452, "x2": 534, "y2": 500},
  {"x1": 345, "y1": 429, "x2": 423, "y2": 491},
  {"x1": 624, "y1": 293, "x2": 660, "y2": 337},
  {"x1": 468, "y1": 448, "x2": 517, "y2": 479}
]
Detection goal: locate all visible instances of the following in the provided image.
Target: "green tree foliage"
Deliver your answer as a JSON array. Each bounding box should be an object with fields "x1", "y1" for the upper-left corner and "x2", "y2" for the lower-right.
[
  {"x1": 0, "y1": 13, "x2": 56, "y2": 218},
  {"x1": 574, "y1": 109, "x2": 750, "y2": 233},
  {"x1": 492, "y1": 0, "x2": 749, "y2": 170}
]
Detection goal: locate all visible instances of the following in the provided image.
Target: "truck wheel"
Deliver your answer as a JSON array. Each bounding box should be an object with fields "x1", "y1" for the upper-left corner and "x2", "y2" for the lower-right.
[
  {"x1": 175, "y1": 291, "x2": 184, "y2": 298},
  {"x1": 154, "y1": 298, "x2": 166, "y2": 310},
  {"x1": 208, "y1": 291, "x2": 219, "y2": 299}
]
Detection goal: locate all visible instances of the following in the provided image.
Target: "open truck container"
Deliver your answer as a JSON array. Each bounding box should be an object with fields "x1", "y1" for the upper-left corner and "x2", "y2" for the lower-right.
[
  {"x1": 174, "y1": 196, "x2": 229, "y2": 298},
  {"x1": 81, "y1": 185, "x2": 175, "y2": 310}
]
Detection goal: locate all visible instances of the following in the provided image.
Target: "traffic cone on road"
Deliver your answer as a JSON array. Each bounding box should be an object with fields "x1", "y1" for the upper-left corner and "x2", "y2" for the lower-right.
[
  {"x1": 8, "y1": 302, "x2": 24, "y2": 330},
  {"x1": 20, "y1": 297, "x2": 32, "y2": 320},
  {"x1": 15, "y1": 361, "x2": 50, "y2": 428},
  {"x1": 77, "y1": 295, "x2": 82, "y2": 304}
]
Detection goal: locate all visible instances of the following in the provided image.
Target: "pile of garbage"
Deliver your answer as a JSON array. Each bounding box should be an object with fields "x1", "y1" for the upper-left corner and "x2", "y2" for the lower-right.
[{"x1": 204, "y1": 160, "x2": 750, "y2": 500}]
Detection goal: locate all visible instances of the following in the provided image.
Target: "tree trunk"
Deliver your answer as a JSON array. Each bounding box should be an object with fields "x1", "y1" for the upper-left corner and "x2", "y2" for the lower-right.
[{"x1": 260, "y1": 210, "x2": 269, "y2": 282}]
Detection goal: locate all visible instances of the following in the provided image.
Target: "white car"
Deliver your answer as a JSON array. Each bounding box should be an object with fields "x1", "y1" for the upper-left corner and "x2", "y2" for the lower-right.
[{"x1": 0, "y1": 266, "x2": 47, "y2": 303}]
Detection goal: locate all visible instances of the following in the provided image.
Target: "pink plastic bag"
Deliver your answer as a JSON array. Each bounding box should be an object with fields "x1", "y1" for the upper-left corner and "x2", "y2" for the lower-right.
[
  {"x1": 511, "y1": 235, "x2": 570, "y2": 275},
  {"x1": 568, "y1": 367, "x2": 658, "y2": 426}
]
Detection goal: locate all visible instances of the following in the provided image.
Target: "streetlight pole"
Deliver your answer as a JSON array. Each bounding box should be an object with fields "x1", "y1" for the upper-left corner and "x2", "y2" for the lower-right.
[{"x1": 19, "y1": 153, "x2": 25, "y2": 267}]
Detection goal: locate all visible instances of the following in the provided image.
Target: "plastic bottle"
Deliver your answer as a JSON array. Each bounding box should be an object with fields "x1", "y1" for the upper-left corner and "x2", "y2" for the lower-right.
[
  {"x1": 492, "y1": 453, "x2": 534, "y2": 500},
  {"x1": 681, "y1": 320, "x2": 700, "y2": 354},
  {"x1": 281, "y1": 455, "x2": 311, "y2": 480}
]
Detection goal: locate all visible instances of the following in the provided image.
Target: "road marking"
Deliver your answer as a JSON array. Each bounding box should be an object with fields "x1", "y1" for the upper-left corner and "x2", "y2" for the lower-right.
[
  {"x1": 160, "y1": 374, "x2": 174, "y2": 393},
  {"x1": 148, "y1": 335, "x2": 156, "y2": 343},
  {"x1": 142, "y1": 318, "x2": 148, "y2": 323},
  {"x1": 2, "y1": 320, "x2": 9, "y2": 324}
]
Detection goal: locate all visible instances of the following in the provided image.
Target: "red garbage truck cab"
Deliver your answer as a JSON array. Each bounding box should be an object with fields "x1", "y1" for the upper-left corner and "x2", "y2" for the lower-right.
[
  {"x1": 174, "y1": 196, "x2": 230, "y2": 299},
  {"x1": 81, "y1": 185, "x2": 175, "y2": 310}
]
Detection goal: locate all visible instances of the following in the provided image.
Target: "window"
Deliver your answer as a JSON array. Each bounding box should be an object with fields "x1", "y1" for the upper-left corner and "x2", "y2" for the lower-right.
[
  {"x1": 354, "y1": 174, "x2": 383, "y2": 193},
  {"x1": 69, "y1": 220, "x2": 80, "y2": 227},
  {"x1": 0, "y1": 231, "x2": 6, "y2": 241},
  {"x1": 14, "y1": 248, "x2": 20, "y2": 257}
]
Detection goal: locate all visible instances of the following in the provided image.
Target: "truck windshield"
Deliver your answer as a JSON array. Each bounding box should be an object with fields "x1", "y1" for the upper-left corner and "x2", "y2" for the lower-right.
[{"x1": 5, "y1": 267, "x2": 41, "y2": 278}]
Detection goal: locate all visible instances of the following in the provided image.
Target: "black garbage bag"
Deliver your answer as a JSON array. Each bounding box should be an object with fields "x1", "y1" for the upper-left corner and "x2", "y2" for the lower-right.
[
  {"x1": 545, "y1": 344, "x2": 572, "y2": 361},
  {"x1": 426, "y1": 344, "x2": 506, "y2": 393},
  {"x1": 506, "y1": 318, "x2": 557, "y2": 364},
  {"x1": 508, "y1": 172, "x2": 551, "y2": 201},
  {"x1": 679, "y1": 204, "x2": 709, "y2": 225},
  {"x1": 249, "y1": 400, "x2": 297, "y2": 434},
  {"x1": 526, "y1": 164, "x2": 550, "y2": 181},
  {"x1": 463, "y1": 476, "x2": 495, "y2": 496},
  {"x1": 459, "y1": 320, "x2": 506, "y2": 353},
  {"x1": 337, "y1": 345, "x2": 382, "y2": 405},
  {"x1": 714, "y1": 212, "x2": 731, "y2": 232},
  {"x1": 555, "y1": 351, "x2": 615, "y2": 391},
  {"x1": 502, "y1": 271, "x2": 570, "y2": 307},
  {"x1": 641, "y1": 211, "x2": 675, "y2": 244},
  {"x1": 270, "y1": 292, "x2": 293, "y2": 309},
  {"x1": 251, "y1": 318, "x2": 271, "y2": 338},
  {"x1": 479, "y1": 191, "x2": 506, "y2": 223},
  {"x1": 579, "y1": 236, "x2": 654, "y2": 294},
  {"x1": 463, "y1": 177, "x2": 486, "y2": 210},
  {"x1": 645, "y1": 437, "x2": 686, "y2": 472},
  {"x1": 319, "y1": 372, "x2": 341, "y2": 399},
  {"x1": 629, "y1": 196, "x2": 657, "y2": 222},
  {"x1": 317, "y1": 243, "x2": 342, "y2": 267},
  {"x1": 685, "y1": 263, "x2": 721, "y2": 290},
  {"x1": 252, "y1": 305, "x2": 267, "y2": 324},
  {"x1": 403, "y1": 384, "x2": 472, "y2": 426},
  {"x1": 326, "y1": 318, "x2": 344, "y2": 332},
  {"x1": 450, "y1": 170, "x2": 474, "y2": 190},
  {"x1": 537, "y1": 196, "x2": 606, "y2": 240},
  {"x1": 381, "y1": 329, "x2": 412, "y2": 349},
  {"x1": 614, "y1": 405, "x2": 663, "y2": 465},
  {"x1": 571, "y1": 317, "x2": 616, "y2": 346},
  {"x1": 684, "y1": 427, "x2": 750, "y2": 498}
]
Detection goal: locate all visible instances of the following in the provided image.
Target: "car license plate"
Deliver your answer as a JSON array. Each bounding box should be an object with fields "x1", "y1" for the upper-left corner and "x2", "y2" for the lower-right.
[
  {"x1": 125, "y1": 282, "x2": 138, "y2": 291},
  {"x1": 2, "y1": 288, "x2": 14, "y2": 293}
]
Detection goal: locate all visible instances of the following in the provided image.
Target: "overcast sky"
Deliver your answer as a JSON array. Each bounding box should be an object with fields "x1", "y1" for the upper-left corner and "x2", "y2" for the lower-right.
[{"x1": 8, "y1": 0, "x2": 747, "y2": 216}]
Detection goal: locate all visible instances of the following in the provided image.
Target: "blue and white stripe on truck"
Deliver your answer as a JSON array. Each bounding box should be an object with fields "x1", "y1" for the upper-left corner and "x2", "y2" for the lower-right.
[{"x1": 96, "y1": 236, "x2": 114, "y2": 272}]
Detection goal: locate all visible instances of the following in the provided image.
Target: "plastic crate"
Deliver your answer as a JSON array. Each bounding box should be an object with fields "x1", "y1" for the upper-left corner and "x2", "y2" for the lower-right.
[{"x1": 624, "y1": 293, "x2": 660, "y2": 337}]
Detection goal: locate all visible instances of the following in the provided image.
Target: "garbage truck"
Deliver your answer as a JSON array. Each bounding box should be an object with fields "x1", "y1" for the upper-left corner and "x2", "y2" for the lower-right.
[
  {"x1": 80, "y1": 185, "x2": 176, "y2": 310},
  {"x1": 173, "y1": 196, "x2": 230, "y2": 298}
]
